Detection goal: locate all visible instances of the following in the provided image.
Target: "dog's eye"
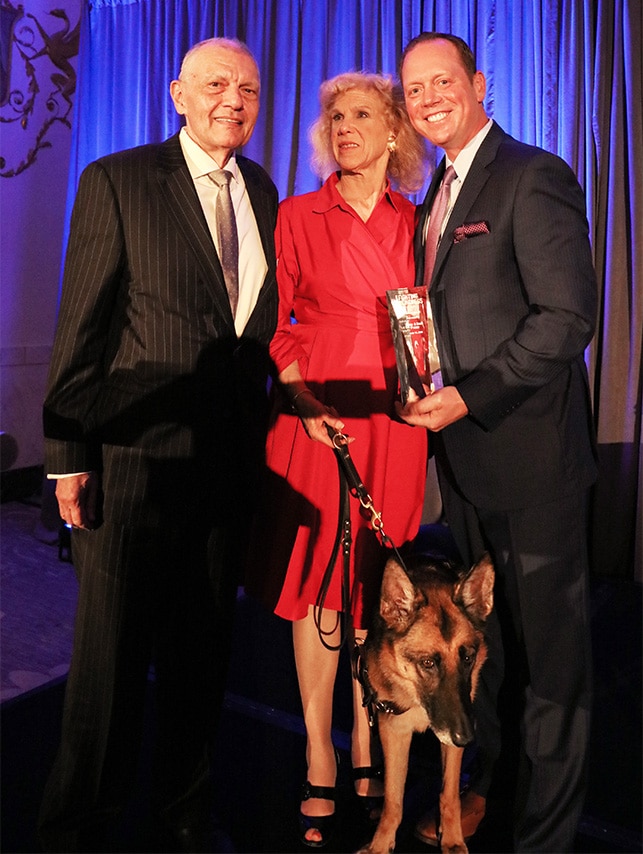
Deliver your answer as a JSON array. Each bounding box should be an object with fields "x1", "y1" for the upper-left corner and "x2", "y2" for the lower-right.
[
  {"x1": 461, "y1": 647, "x2": 476, "y2": 665},
  {"x1": 419, "y1": 658, "x2": 436, "y2": 671}
]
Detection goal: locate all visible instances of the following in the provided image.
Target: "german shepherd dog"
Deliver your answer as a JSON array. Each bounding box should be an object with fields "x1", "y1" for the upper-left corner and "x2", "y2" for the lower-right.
[{"x1": 356, "y1": 552, "x2": 494, "y2": 854}]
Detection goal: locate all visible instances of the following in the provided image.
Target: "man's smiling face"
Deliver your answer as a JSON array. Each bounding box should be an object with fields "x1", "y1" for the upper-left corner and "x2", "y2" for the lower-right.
[
  {"x1": 401, "y1": 39, "x2": 487, "y2": 161},
  {"x1": 170, "y1": 43, "x2": 260, "y2": 166}
]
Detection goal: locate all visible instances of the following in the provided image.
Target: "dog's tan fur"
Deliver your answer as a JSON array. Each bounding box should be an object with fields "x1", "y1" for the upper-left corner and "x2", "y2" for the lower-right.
[{"x1": 357, "y1": 552, "x2": 494, "y2": 854}]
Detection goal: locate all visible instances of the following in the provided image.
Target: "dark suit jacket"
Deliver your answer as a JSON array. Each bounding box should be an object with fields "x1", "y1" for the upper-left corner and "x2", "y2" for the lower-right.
[
  {"x1": 415, "y1": 122, "x2": 597, "y2": 511},
  {"x1": 43, "y1": 133, "x2": 279, "y2": 526}
]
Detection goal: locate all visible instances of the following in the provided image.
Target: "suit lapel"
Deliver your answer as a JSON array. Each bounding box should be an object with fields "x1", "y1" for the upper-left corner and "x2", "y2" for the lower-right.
[
  {"x1": 238, "y1": 157, "x2": 276, "y2": 270},
  {"x1": 433, "y1": 124, "x2": 505, "y2": 287},
  {"x1": 156, "y1": 134, "x2": 234, "y2": 325},
  {"x1": 237, "y1": 156, "x2": 278, "y2": 333},
  {"x1": 416, "y1": 124, "x2": 507, "y2": 290}
]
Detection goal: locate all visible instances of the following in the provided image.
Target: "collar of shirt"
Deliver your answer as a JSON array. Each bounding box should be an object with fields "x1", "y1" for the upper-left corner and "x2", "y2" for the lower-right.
[
  {"x1": 179, "y1": 126, "x2": 241, "y2": 185},
  {"x1": 312, "y1": 171, "x2": 401, "y2": 215},
  {"x1": 426, "y1": 117, "x2": 494, "y2": 242},
  {"x1": 177, "y1": 127, "x2": 267, "y2": 337},
  {"x1": 447, "y1": 117, "x2": 494, "y2": 195}
]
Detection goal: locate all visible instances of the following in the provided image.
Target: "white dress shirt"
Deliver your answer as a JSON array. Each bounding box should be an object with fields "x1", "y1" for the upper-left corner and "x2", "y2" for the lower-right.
[
  {"x1": 424, "y1": 118, "x2": 494, "y2": 242},
  {"x1": 179, "y1": 126, "x2": 268, "y2": 336}
]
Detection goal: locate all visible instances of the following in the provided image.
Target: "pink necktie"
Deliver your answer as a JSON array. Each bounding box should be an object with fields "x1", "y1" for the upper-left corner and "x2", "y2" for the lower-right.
[
  {"x1": 423, "y1": 165, "x2": 457, "y2": 287},
  {"x1": 209, "y1": 170, "x2": 239, "y2": 316}
]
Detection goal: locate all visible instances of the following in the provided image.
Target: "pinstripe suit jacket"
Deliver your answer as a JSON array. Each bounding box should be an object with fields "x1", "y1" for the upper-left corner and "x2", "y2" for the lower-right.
[
  {"x1": 43, "y1": 133, "x2": 279, "y2": 526},
  {"x1": 415, "y1": 122, "x2": 598, "y2": 511}
]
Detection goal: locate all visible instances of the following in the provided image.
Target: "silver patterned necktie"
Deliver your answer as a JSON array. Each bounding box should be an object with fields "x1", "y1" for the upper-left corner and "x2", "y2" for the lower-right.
[
  {"x1": 423, "y1": 165, "x2": 457, "y2": 381},
  {"x1": 209, "y1": 169, "x2": 239, "y2": 316}
]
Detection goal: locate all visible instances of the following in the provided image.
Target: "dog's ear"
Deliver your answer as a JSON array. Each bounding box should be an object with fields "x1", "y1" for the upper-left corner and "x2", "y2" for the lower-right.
[
  {"x1": 456, "y1": 552, "x2": 494, "y2": 624},
  {"x1": 379, "y1": 557, "x2": 421, "y2": 631}
]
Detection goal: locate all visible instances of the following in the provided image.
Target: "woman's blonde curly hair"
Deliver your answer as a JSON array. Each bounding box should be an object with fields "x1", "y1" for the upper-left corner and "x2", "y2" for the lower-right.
[{"x1": 309, "y1": 71, "x2": 428, "y2": 194}]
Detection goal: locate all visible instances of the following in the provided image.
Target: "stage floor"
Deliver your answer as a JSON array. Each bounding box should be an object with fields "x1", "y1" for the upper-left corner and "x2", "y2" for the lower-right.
[{"x1": 1, "y1": 499, "x2": 641, "y2": 853}]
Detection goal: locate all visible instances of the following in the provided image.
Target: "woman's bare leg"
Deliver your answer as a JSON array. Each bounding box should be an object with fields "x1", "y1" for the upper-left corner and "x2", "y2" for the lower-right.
[{"x1": 293, "y1": 605, "x2": 340, "y2": 844}]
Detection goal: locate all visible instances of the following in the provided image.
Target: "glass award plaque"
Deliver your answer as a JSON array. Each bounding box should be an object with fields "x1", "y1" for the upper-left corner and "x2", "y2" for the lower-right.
[{"x1": 386, "y1": 286, "x2": 433, "y2": 404}]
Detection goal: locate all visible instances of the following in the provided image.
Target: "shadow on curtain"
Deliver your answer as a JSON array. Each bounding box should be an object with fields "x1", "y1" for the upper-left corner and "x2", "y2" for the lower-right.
[{"x1": 65, "y1": 0, "x2": 641, "y2": 579}]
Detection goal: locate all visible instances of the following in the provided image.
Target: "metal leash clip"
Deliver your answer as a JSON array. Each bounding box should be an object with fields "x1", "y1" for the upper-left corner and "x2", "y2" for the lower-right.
[{"x1": 326, "y1": 425, "x2": 386, "y2": 537}]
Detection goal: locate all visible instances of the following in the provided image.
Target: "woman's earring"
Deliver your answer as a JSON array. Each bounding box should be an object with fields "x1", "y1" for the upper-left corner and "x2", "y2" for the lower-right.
[{"x1": 387, "y1": 138, "x2": 397, "y2": 153}]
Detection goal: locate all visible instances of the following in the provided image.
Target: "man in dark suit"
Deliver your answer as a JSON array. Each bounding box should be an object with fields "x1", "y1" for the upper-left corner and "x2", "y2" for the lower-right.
[
  {"x1": 398, "y1": 33, "x2": 597, "y2": 851},
  {"x1": 39, "y1": 38, "x2": 278, "y2": 852}
]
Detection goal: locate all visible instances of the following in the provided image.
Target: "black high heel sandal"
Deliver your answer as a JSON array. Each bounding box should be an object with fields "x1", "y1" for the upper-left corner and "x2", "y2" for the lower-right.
[
  {"x1": 353, "y1": 765, "x2": 384, "y2": 824},
  {"x1": 299, "y1": 781, "x2": 336, "y2": 848}
]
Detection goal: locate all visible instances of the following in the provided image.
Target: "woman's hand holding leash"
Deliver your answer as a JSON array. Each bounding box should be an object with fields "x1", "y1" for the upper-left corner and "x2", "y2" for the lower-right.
[
  {"x1": 281, "y1": 359, "x2": 353, "y2": 448},
  {"x1": 291, "y1": 387, "x2": 353, "y2": 447}
]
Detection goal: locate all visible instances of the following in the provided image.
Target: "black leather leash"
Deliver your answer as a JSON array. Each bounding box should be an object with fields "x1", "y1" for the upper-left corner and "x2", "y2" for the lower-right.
[{"x1": 313, "y1": 424, "x2": 408, "y2": 651}]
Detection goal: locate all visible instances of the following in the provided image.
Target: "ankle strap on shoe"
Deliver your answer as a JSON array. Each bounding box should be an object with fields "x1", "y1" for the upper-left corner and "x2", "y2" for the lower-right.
[
  {"x1": 352, "y1": 765, "x2": 384, "y2": 781},
  {"x1": 301, "y1": 781, "x2": 336, "y2": 802}
]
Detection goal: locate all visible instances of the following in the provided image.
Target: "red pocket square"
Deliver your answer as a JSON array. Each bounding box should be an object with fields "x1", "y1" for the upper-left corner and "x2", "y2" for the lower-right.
[{"x1": 453, "y1": 221, "x2": 490, "y2": 243}]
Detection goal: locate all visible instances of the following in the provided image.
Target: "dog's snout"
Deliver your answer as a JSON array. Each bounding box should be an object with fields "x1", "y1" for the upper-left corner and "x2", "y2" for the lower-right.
[
  {"x1": 431, "y1": 711, "x2": 475, "y2": 747},
  {"x1": 452, "y1": 728, "x2": 473, "y2": 747},
  {"x1": 453, "y1": 712, "x2": 475, "y2": 746}
]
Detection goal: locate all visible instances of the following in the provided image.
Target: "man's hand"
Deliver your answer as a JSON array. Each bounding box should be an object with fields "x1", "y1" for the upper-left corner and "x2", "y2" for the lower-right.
[
  {"x1": 396, "y1": 386, "x2": 468, "y2": 431},
  {"x1": 55, "y1": 472, "x2": 100, "y2": 530}
]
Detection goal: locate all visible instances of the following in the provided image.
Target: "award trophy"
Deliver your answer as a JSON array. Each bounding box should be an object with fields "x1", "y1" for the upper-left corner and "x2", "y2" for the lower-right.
[{"x1": 386, "y1": 286, "x2": 437, "y2": 404}]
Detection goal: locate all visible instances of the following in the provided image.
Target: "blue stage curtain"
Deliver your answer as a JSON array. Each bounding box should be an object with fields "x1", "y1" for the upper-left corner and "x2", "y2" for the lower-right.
[
  {"x1": 64, "y1": 0, "x2": 641, "y2": 577},
  {"x1": 69, "y1": 0, "x2": 598, "y2": 200}
]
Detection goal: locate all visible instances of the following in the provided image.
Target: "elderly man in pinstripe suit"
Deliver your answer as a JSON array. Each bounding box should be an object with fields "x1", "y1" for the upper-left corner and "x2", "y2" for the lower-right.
[{"x1": 39, "y1": 38, "x2": 278, "y2": 852}]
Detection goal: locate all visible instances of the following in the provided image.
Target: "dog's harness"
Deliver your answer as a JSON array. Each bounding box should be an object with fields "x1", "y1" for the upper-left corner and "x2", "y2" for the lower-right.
[
  {"x1": 352, "y1": 640, "x2": 407, "y2": 726},
  {"x1": 314, "y1": 425, "x2": 409, "y2": 652}
]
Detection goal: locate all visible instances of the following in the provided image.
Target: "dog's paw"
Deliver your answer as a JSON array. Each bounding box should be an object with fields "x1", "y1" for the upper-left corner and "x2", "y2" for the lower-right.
[
  {"x1": 355, "y1": 837, "x2": 396, "y2": 854},
  {"x1": 355, "y1": 847, "x2": 394, "y2": 854},
  {"x1": 440, "y1": 841, "x2": 468, "y2": 854}
]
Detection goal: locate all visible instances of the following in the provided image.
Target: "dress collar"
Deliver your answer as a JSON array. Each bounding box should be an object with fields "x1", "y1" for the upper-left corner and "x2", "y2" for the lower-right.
[{"x1": 312, "y1": 171, "x2": 400, "y2": 215}]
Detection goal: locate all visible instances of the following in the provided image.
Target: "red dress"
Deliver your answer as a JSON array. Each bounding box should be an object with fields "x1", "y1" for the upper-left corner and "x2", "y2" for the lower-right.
[{"x1": 246, "y1": 174, "x2": 428, "y2": 629}]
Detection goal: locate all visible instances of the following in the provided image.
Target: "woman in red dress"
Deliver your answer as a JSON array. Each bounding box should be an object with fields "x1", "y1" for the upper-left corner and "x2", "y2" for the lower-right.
[{"x1": 246, "y1": 72, "x2": 428, "y2": 847}]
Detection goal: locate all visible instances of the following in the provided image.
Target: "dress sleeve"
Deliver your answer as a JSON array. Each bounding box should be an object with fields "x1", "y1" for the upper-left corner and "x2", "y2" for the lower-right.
[{"x1": 269, "y1": 198, "x2": 309, "y2": 375}]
